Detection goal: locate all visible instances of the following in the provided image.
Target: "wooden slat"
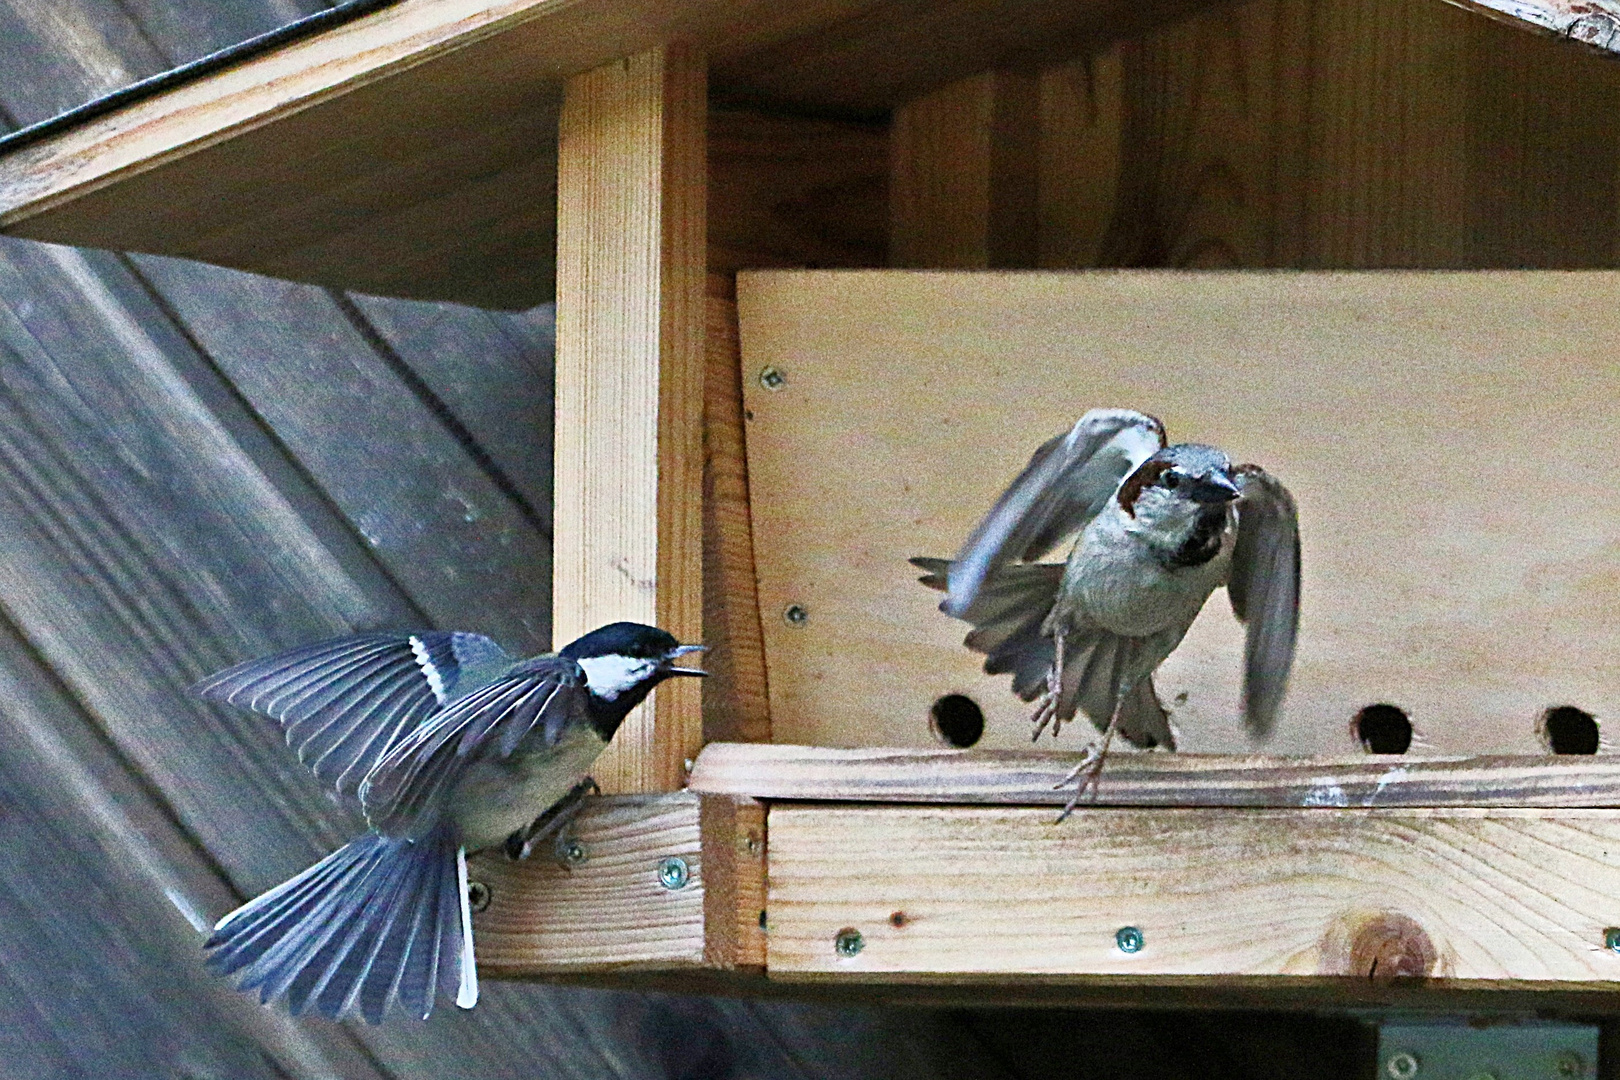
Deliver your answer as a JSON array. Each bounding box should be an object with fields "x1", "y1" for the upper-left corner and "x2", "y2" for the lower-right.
[
  {"x1": 470, "y1": 794, "x2": 706, "y2": 971},
  {"x1": 701, "y1": 794, "x2": 768, "y2": 968},
  {"x1": 691, "y1": 743, "x2": 1620, "y2": 807},
  {"x1": 701, "y1": 276, "x2": 771, "y2": 744},
  {"x1": 735, "y1": 270, "x2": 1620, "y2": 755},
  {"x1": 554, "y1": 45, "x2": 705, "y2": 793},
  {"x1": 889, "y1": 71, "x2": 1039, "y2": 269},
  {"x1": 766, "y1": 804, "x2": 1620, "y2": 982},
  {"x1": 1442, "y1": 0, "x2": 1620, "y2": 54}
]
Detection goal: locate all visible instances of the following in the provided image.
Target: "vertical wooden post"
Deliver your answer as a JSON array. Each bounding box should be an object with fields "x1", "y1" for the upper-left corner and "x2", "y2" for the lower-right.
[
  {"x1": 554, "y1": 45, "x2": 707, "y2": 793},
  {"x1": 889, "y1": 71, "x2": 1040, "y2": 268}
]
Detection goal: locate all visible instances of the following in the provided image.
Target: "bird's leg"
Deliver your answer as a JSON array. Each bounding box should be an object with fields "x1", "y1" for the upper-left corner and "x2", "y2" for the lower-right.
[
  {"x1": 1054, "y1": 693, "x2": 1127, "y2": 822},
  {"x1": 1030, "y1": 626, "x2": 1067, "y2": 742},
  {"x1": 503, "y1": 777, "x2": 600, "y2": 866}
]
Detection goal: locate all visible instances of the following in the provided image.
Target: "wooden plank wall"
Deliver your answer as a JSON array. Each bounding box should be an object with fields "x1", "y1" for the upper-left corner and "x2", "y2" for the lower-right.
[{"x1": 0, "y1": 5, "x2": 1033, "y2": 1079}]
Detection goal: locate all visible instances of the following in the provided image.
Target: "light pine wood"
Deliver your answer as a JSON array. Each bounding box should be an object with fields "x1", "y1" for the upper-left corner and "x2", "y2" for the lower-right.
[
  {"x1": 554, "y1": 46, "x2": 705, "y2": 793},
  {"x1": 700, "y1": 794, "x2": 768, "y2": 968},
  {"x1": 691, "y1": 743, "x2": 1620, "y2": 807},
  {"x1": 889, "y1": 72, "x2": 1039, "y2": 269},
  {"x1": 470, "y1": 794, "x2": 705, "y2": 971},
  {"x1": 735, "y1": 270, "x2": 1620, "y2": 755},
  {"x1": 702, "y1": 276, "x2": 771, "y2": 745},
  {"x1": 766, "y1": 804, "x2": 1620, "y2": 981}
]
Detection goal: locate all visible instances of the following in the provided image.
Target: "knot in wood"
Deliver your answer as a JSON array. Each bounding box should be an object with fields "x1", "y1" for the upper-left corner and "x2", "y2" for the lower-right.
[{"x1": 1320, "y1": 909, "x2": 1436, "y2": 980}]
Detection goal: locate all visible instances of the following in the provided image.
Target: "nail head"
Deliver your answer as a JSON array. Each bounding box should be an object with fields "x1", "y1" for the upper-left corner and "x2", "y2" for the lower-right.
[
  {"x1": 1115, "y1": 926, "x2": 1144, "y2": 953},
  {"x1": 783, "y1": 603, "x2": 809, "y2": 627},
  {"x1": 467, "y1": 880, "x2": 491, "y2": 913},
  {"x1": 834, "y1": 927, "x2": 864, "y2": 958},
  {"x1": 758, "y1": 366, "x2": 787, "y2": 391}
]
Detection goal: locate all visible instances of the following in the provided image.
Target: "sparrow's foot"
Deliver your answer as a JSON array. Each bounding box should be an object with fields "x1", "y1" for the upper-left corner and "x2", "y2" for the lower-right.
[
  {"x1": 1054, "y1": 743, "x2": 1108, "y2": 821},
  {"x1": 1053, "y1": 703, "x2": 1124, "y2": 823},
  {"x1": 1030, "y1": 690, "x2": 1060, "y2": 742},
  {"x1": 502, "y1": 777, "x2": 599, "y2": 865}
]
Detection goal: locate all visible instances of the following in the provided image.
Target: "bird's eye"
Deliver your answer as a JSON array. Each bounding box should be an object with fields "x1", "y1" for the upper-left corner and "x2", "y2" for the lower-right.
[{"x1": 1161, "y1": 471, "x2": 1180, "y2": 489}]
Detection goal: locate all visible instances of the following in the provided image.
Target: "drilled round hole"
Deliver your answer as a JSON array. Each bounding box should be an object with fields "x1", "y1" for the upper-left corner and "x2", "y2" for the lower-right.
[
  {"x1": 930, "y1": 694, "x2": 984, "y2": 748},
  {"x1": 1352, "y1": 704, "x2": 1412, "y2": 754},
  {"x1": 1541, "y1": 706, "x2": 1599, "y2": 755}
]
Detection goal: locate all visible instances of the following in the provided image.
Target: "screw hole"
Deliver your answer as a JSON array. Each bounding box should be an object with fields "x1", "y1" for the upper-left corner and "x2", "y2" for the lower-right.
[
  {"x1": 467, "y1": 880, "x2": 491, "y2": 913},
  {"x1": 1541, "y1": 706, "x2": 1599, "y2": 755},
  {"x1": 930, "y1": 694, "x2": 985, "y2": 748},
  {"x1": 1352, "y1": 704, "x2": 1412, "y2": 754}
]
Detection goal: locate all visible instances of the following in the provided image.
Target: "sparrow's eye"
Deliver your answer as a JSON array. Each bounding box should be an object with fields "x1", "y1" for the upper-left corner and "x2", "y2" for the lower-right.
[{"x1": 1161, "y1": 471, "x2": 1180, "y2": 489}]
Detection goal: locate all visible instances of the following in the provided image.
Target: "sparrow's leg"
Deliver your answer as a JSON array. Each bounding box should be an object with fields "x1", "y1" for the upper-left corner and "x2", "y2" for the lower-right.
[
  {"x1": 1031, "y1": 627, "x2": 1067, "y2": 742},
  {"x1": 1054, "y1": 691, "x2": 1128, "y2": 822},
  {"x1": 503, "y1": 777, "x2": 600, "y2": 866}
]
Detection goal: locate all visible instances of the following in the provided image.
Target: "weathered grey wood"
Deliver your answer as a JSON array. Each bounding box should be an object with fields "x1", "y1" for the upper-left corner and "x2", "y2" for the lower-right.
[
  {"x1": 0, "y1": 611, "x2": 390, "y2": 1080},
  {"x1": 0, "y1": 0, "x2": 168, "y2": 123},
  {"x1": 133, "y1": 254, "x2": 554, "y2": 652},
  {"x1": 691, "y1": 743, "x2": 1620, "y2": 807},
  {"x1": 349, "y1": 292, "x2": 555, "y2": 534}
]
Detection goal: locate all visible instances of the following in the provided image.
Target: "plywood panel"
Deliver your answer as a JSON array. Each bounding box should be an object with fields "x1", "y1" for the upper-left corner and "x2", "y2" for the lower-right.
[
  {"x1": 767, "y1": 804, "x2": 1620, "y2": 982},
  {"x1": 736, "y1": 269, "x2": 1620, "y2": 755}
]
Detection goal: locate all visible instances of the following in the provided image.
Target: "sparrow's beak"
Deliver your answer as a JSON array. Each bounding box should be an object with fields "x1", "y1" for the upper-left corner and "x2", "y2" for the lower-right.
[
  {"x1": 1186, "y1": 472, "x2": 1242, "y2": 504},
  {"x1": 662, "y1": 644, "x2": 708, "y2": 677}
]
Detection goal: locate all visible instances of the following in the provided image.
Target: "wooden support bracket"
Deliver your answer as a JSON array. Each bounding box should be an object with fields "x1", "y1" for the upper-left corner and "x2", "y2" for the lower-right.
[
  {"x1": 554, "y1": 44, "x2": 707, "y2": 794},
  {"x1": 469, "y1": 792, "x2": 764, "y2": 973}
]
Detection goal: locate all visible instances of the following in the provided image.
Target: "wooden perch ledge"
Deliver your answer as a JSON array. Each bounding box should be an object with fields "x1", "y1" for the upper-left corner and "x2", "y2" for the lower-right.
[{"x1": 688, "y1": 743, "x2": 1620, "y2": 808}]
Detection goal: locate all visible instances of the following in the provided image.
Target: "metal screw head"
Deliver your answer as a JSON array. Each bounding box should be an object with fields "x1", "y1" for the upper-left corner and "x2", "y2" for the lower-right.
[
  {"x1": 1604, "y1": 927, "x2": 1620, "y2": 952},
  {"x1": 758, "y1": 366, "x2": 787, "y2": 391},
  {"x1": 1384, "y1": 1051, "x2": 1420, "y2": 1080},
  {"x1": 1115, "y1": 926, "x2": 1144, "y2": 954},
  {"x1": 467, "y1": 880, "x2": 491, "y2": 913},
  {"x1": 834, "y1": 927, "x2": 864, "y2": 958},
  {"x1": 658, "y1": 856, "x2": 689, "y2": 890},
  {"x1": 1557, "y1": 1051, "x2": 1588, "y2": 1078},
  {"x1": 562, "y1": 840, "x2": 588, "y2": 866},
  {"x1": 783, "y1": 603, "x2": 809, "y2": 627}
]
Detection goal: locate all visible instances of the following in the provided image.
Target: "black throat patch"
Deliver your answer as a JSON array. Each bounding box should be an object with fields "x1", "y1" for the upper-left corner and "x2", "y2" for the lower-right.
[{"x1": 1162, "y1": 505, "x2": 1228, "y2": 569}]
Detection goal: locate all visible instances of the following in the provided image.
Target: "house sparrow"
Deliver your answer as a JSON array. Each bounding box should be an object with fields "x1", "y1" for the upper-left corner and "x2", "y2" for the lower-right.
[
  {"x1": 914, "y1": 408, "x2": 1299, "y2": 813},
  {"x1": 194, "y1": 621, "x2": 705, "y2": 1022}
]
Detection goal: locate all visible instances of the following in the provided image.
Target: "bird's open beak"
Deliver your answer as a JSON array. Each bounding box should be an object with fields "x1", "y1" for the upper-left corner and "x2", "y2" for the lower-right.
[
  {"x1": 663, "y1": 644, "x2": 708, "y2": 677},
  {"x1": 1187, "y1": 472, "x2": 1242, "y2": 504}
]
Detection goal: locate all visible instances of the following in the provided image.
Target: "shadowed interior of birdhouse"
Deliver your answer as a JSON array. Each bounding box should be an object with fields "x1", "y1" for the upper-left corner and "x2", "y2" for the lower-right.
[{"x1": 736, "y1": 269, "x2": 1620, "y2": 758}]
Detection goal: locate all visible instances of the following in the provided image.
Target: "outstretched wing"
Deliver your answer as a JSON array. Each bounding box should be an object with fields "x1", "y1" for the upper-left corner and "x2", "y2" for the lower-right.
[
  {"x1": 944, "y1": 409, "x2": 1166, "y2": 617},
  {"x1": 1227, "y1": 465, "x2": 1301, "y2": 739},
  {"x1": 358, "y1": 655, "x2": 588, "y2": 834},
  {"x1": 194, "y1": 631, "x2": 509, "y2": 798}
]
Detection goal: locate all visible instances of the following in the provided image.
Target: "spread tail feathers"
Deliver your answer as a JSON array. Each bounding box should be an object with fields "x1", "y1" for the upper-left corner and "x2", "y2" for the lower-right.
[
  {"x1": 913, "y1": 556, "x2": 1174, "y2": 750},
  {"x1": 204, "y1": 821, "x2": 475, "y2": 1023}
]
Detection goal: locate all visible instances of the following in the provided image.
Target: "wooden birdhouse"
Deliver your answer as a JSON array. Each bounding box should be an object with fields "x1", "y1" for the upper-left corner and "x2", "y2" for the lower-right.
[{"x1": 7, "y1": 0, "x2": 1620, "y2": 1011}]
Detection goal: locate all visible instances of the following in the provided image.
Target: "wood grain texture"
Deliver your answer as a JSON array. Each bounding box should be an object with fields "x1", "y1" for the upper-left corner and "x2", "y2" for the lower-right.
[
  {"x1": 701, "y1": 795, "x2": 768, "y2": 969},
  {"x1": 767, "y1": 804, "x2": 1620, "y2": 982},
  {"x1": 1059, "y1": 0, "x2": 1620, "y2": 272},
  {"x1": 1036, "y1": 46, "x2": 1124, "y2": 269},
  {"x1": 736, "y1": 270, "x2": 1620, "y2": 755},
  {"x1": 890, "y1": 71, "x2": 1040, "y2": 269},
  {"x1": 1442, "y1": 0, "x2": 1620, "y2": 54},
  {"x1": 708, "y1": 108, "x2": 889, "y2": 276},
  {"x1": 702, "y1": 277, "x2": 771, "y2": 744},
  {"x1": 0, "y1": 0, "x2": 1220, "y2": 307},
  {"x1": 470, "y1": 794, "x2": 706, "y2": 971},
  {"x1": 554, "y1": 46, "x2": 705, "y2": 793},
  {"x1": 692, "y1": 743, "x2": 1620, "y2": 807}
]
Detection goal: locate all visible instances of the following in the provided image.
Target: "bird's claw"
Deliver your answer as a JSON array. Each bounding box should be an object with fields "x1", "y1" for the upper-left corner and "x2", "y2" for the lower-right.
[
  {"x1": 501, "y1": 776, "x2": 599, "y2": 868},
  {"x1": 1053, "y1": 743, "x2": 1108, "y2": 821},
  {"x1": 1030, "y1": 659, "x2": 1065, "y2": 741}
]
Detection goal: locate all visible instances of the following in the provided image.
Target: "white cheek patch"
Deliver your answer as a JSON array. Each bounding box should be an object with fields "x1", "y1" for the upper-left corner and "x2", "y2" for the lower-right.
[{"x1": 576, "y1": 654, "x2": 657, "y2": 700}]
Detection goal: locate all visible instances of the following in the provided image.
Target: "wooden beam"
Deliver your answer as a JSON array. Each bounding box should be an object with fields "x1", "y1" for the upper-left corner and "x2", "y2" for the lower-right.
[
  {"x1": 554, "y1": 45, "x2": 705, "y2": 794},
  {"x1": 691, "y1": 744, "x2": 1620, "y2": 807},
  {"x1": 766, "y1": 804, "x2": 1620, "y2": 982},
  {"x1": 889, "y1": 71, "x2": 1041, "y2": 268},
  {"x1": 469, "y1": 792, "x2": 765, "y2": 973},
  {"x1": 700, "y1": 794, "x2": 768, "y2": 969}
]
